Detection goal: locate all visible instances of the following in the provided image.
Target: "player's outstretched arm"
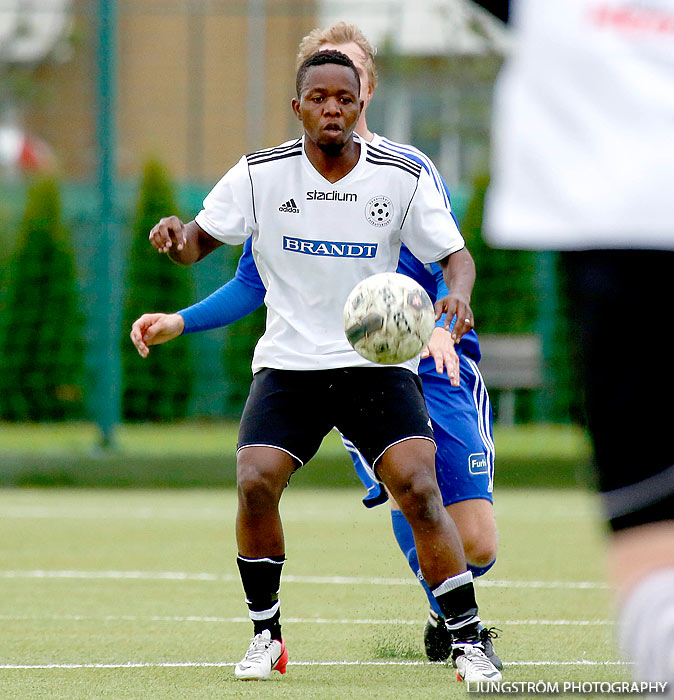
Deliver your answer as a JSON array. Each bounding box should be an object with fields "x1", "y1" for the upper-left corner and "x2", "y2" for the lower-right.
[
  {"x1": 421, "y1": 327, "x2": 460, "y2": 386},
  {"x1": 130, "y1": 313, "x2": 185, "y2": 358},
  {"x1": 149, "y1": 217, "x2": 223, "y2": 265},
  {"x1": 131, "y1": 241, "x2": 265, "y2": 356},
  {"x1": 178, "y1": 276, "x2": 264, "y2": 334},
  {"x1": 436, "y1": 247, "x2": 476, "y2": 342},
  {"x1": 419, "y1": 265, "x2": 460, "y2": 384},
  {"x1": 421, "y1": 326, "x2": 460, "y2": 386}
]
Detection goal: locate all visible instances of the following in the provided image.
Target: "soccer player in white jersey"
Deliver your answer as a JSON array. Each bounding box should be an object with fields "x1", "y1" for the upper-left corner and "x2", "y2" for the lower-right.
[
  {"x1": 132, "y1": 51, "x2": 501, "y2": 685},
  {"x1": 485, "y1": 0, "x2": 674, "y2": 693},
  {"x1": 130, "y1": 22, "x2": 502, "y2": 671}
]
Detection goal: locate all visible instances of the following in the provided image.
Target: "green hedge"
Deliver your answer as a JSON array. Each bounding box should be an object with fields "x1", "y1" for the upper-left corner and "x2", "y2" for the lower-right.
[
  {"x1": 0, "y1": 452, "x2": 591, "y2": 489},
  {"x1": 0, "y1": 171, "x2": 577, "y2": 424},
  {"x1": 461, "y1": 174, "x2": 573, "y2": 423},
  {"x1": 461, "y1": 174, "x2": 539, "y2": 334},
  {"x1": 222, "y1": 306, "x2": 265, "y2": 416}
]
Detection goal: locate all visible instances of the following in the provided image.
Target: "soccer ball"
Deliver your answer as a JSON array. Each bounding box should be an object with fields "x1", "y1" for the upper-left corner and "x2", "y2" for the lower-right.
[{"x1": 343, "y1": 272, "x2": 435, "y2": 364}]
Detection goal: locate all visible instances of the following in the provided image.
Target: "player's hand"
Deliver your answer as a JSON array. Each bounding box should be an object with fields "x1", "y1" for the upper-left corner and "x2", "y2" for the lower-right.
[
  {"x1": 434, "y1": 294, "x2": 474, "y2": 343},
  {"x1": 421, "y1": 327, "x2": 460, "y2": 385},
  {"x1": 130, "y1": 313, "x2": 185, "y2": 358},
  {"x1": 149, "y1": 216, "x2": 187, "y2": 254}
]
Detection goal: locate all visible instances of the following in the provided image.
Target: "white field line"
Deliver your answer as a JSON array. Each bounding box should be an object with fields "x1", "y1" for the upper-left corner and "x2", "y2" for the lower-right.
[
  {"x1": 0, "y1": 660, "x2": 632, "y2": 670},
  {"x1": 0, "y1": 508, "x2": 227, "y2": 520},
  {"x1": 0, "y1": 506, "x2": 597, "y2": 521},
  {"x1": 0, "y1": 570, "x2": 609, "y2": 589},
  {"x1": 0, "y1": 614, "x2": 615, "y2": 626}
]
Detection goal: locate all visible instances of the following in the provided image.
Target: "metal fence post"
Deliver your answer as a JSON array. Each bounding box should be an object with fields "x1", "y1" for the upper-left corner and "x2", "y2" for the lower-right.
[
  {"x1": 92, "y1": 0, "x2": 121, "y2": 447},
  {"x1": 247, "y1": 0, "x2": 266, "y2": 152},
  {"x1": 534, "y1": 250, "x2": 558, "y2": 423}
]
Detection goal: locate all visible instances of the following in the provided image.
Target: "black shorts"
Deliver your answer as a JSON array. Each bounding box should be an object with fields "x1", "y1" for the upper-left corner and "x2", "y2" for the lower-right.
[
  {"x1": 561, "y1": 250, "x2": 674, "y2": 532},
  {"x1": 237, "y1": 367, "x2": 435, "y2": 469}
]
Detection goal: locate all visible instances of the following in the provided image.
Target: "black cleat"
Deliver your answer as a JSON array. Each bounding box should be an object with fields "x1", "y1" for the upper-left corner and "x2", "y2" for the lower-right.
[
  {"x1": 479, "y1": 627, "x2": 503, "y2": 670},
  {"x1": 426, "y1": 612, "x2": 504, "y2": 669},
  {"x1": 423, "y1": 610, "x2": 453, "y2": 662},
  {"x1": 450, "y1": 625, "x2": 504, "y2": 670}
]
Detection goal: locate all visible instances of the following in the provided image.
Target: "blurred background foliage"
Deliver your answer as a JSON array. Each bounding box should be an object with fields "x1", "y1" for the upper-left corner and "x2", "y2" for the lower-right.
[
  {"x1": 120, "y1": 160, "x2": 193, "y2": 421},
  {"x1": 0, "y1": 164, "x2": 574, "y2": 423},
  {"x1": 0, "y1": 178, "x2": 85, "y2": 421},
  {"x1": 0, "y1": 1, "x2": 584, "y2": 489}
]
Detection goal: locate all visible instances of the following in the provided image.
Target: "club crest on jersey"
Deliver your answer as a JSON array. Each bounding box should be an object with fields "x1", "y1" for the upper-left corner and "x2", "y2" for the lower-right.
[
  {"x1": 468, "y1": 453, "x2": 489, "y2": 475},
  {"x1": 279, "y1": 198, "x2": 300, "y2": 214},
  {"x1": 365, "y1": 196, "x2": 393, "y2": 227},
  {"x1": 283, "y1": 236, "x2": 378, "y2": 258}
]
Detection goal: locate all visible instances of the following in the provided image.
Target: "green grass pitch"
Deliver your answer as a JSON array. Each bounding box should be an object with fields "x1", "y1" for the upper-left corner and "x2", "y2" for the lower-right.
[{"x1": 0, "y1": 487, "x2": 629, "y2": 699}]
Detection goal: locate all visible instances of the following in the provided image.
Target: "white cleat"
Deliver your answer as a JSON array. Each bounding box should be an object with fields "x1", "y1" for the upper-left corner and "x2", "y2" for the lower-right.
[
  {"x1": 454, "y1": 643, "x2": 503, "y2": 683},
  {"x1": 234, "y1": 629, "x2": 288, "y2": 681}
]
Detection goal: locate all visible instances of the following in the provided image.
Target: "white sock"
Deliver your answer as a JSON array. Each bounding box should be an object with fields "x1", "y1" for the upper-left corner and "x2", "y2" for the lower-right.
[{"x1": 618, "y1": 568, "x2": 674, "y2": 695}]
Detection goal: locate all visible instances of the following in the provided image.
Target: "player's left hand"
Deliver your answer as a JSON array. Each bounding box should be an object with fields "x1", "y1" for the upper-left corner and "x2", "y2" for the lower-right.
[
  {"x1": 421, "y1": 327, "x2": 460, "y2": 385},
  {"x1": 434, "y1": 294, "x2": 474, "y2": 343}
]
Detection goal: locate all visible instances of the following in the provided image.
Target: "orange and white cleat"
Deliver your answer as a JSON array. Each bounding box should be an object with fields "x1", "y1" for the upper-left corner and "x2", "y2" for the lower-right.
[{"x1": 234, "y1": 629, "x2": 288, "y2": 680}]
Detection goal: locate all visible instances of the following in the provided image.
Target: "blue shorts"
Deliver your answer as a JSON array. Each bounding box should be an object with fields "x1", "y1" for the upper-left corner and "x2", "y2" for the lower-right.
[
  {"x1": 425, "y1": 354, "x2": 495, "y2": 506},
  {"x1": 347, "y1": 352, "x2": 495, "y2": 507}
]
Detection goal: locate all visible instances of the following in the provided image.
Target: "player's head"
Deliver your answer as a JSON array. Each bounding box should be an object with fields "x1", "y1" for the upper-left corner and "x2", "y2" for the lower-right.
[
  {"x1": 293, "y1": 50, "x2": 362, "y2": 155},
  {"x1": 295, "y1": 49, "x2": 361, "y2": 99},
  {"x1": 297, "y1": 22, "x2": 377, "y2": 106}
]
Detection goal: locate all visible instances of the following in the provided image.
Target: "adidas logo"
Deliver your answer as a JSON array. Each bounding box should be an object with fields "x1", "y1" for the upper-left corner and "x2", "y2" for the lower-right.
[{"x1": 279, "y1": 198, "x2": 300, "y2": 214}]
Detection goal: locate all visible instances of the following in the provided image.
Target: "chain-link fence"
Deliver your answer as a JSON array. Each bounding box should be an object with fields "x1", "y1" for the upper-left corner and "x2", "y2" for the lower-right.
[{"x1": 0, "y1": 0, "x2": 573, "y2": 444}]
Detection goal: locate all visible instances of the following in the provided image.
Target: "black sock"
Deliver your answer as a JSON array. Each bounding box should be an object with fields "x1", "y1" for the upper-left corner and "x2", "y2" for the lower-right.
[
  {"x1": 431, "y1": 571, "x2": 481, "y2": 644},
  {"x1": 236, "y1": 554, "x2": 285, "y2": 641}
]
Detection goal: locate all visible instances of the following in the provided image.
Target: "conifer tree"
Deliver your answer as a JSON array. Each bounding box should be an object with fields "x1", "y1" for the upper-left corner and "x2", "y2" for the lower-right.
[
  {"x1": 0, "y1": 178, "x2": 85, "y2": 420},
  {"x1": 121, "y1": 160, "x2": 193, "y2": 420}
]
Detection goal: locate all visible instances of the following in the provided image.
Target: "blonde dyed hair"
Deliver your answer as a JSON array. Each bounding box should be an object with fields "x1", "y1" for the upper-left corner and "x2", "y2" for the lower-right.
[{"x1": 296, "y1": 21, "x2": 378, "y2": 90}]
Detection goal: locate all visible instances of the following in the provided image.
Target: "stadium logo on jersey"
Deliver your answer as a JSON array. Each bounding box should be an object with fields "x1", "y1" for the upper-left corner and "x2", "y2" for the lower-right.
[
  {"x1": 365, "y1": 196, "x2": 393, "y2": 227},
  {"x1": 306, "y1": 190, "x2": 357, "y2": 202},
  {"x1": 279, "y1": 198, "x2": 300, "y2": 214},
  {"x1": 468, "y1": 453, "x2": 489, "y2": 475},
  {"x1": 283, "y1": 236, "x2": 377, "y2": 258}
]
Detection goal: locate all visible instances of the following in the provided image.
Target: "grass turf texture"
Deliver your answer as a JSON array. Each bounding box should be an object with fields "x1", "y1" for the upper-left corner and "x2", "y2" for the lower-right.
[
  {"x1": 0, "y1": 488, "x2": 628, "y2": 699},
  {"x1": 0, "y1": 422, "x2": 592, "y2": 488}
]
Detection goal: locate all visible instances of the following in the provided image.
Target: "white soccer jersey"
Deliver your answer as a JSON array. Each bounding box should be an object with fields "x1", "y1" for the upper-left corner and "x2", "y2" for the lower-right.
[
  {"x1": 195, "y1": 135, "x2": 465, "y2": 373},
  {"x1": 485, "y1": 0, "x2": 674, "y2": 250}
]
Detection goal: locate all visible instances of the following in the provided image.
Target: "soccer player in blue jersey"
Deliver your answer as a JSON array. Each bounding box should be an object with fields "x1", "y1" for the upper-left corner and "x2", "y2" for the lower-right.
[{"x1": 131, "y1": 23, "x2": 502, "y2": 670}]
